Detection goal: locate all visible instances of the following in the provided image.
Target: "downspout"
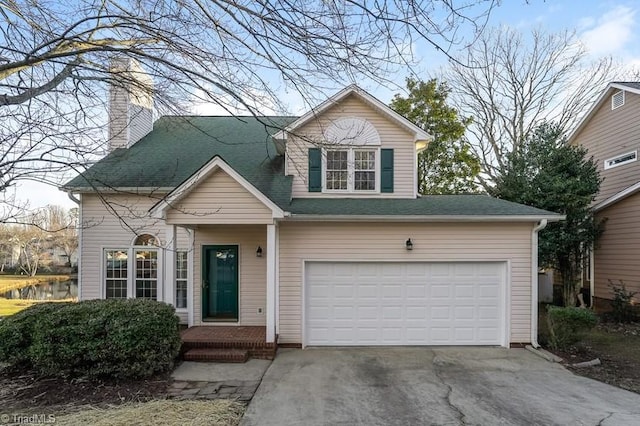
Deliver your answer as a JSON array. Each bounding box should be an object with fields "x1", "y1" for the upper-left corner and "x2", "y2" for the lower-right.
[
  {"x1": 67, "y1": 192, "x2": 81, "y2": 300},
  {"x1": 531, "y1": 219, "x2": 548, "y2": 348}
]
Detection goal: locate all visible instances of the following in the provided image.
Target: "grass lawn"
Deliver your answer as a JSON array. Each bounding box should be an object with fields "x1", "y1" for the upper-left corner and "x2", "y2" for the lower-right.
[{"x1": 0, "y1": 297, "x2": 75, "y2": 317}]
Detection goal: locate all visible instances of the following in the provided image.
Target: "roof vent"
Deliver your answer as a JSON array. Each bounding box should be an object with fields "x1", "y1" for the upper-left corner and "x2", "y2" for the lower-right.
[{"x1": 612, "y1": 90, "x2": 625, "y2": 110}]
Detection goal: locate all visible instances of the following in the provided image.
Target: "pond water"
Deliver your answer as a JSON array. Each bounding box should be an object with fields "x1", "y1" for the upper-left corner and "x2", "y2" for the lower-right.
[{"x1": 2, "y1": 280, "x2": 78, "y2": 300}]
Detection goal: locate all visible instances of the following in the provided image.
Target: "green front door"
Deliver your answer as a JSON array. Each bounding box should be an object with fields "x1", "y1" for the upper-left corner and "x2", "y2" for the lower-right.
[{"x1": 202, "y1": 245, "x2": 239, "y2": 321}]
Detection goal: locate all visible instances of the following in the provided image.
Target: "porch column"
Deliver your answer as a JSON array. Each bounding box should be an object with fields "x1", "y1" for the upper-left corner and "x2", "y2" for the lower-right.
[
  {"x1": 164, "y1": 224, "x2": 177, "y2": 305},
  {"x1": 266, "y1": 223, "x2": 276, "y2": 343}
]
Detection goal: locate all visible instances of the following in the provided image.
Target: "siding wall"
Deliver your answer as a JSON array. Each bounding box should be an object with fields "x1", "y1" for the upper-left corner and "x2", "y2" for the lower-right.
[
  {"x1": 80, "y1": 193, "x2": 190, "y2": 322},
  {"x1": 278, "y1": 222, "x2": 534, "y2": 344},
  {"x1": 166, "y1": 169, "x2": 274, "y2": 225},
  {"x1": 594, "y1": 192, "x2": 640, "y2": 300},
  {"x1": 193, "y1": 225, "x2": 267, "y2": 326},
  {"x1": 572, "y1": 90, "x2": 640, "y2": 203},
  {"x1": 286, "y1": 94, "x2": 417, "y2": 198}
]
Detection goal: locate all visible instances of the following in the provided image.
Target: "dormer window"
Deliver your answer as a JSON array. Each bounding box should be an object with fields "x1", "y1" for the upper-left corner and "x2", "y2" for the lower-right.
[
  {"x1": 612, "y1": 90, "x2": 625, "y2": 110},
  {"x1": 324, "y1": 148, "x2": 378, "y2": 192},
  {"x1": 307, "y1": 117, "x2": 394, "y2": 194}
]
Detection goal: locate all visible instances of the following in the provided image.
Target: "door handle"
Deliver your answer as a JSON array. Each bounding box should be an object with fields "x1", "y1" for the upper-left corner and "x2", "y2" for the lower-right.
[{"x1": 202, "y1": 280, "x2": 208, "y2": 289}]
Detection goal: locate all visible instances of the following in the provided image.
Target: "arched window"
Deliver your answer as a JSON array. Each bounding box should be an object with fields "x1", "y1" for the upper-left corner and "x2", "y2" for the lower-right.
[
  {"x1": 133, "y1": 234, "x2": 159, "y2": 246},
  {"x1": 105, "y1": 233, "x2": 160, "y2": 301}
]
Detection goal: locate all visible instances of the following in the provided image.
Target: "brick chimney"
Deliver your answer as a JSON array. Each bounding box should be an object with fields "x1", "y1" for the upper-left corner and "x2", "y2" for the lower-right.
[{"x1": 108, "y1": 58, "x2": 154, "y2": 151}]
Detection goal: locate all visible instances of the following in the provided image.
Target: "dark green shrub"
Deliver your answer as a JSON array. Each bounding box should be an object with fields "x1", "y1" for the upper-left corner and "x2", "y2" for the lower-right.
[
  {"x1": 0, "y1": 299, "x2": 181, "y2": 379},
  {"x1": 0, "y1": 302, "x2": 66, "y2": 366},
  {"x1": 546, "y1": 306, "x2": 597, "y2": 350},
  {"x1": 608, "y1": 280, "x2": 638, "y2": 323}
]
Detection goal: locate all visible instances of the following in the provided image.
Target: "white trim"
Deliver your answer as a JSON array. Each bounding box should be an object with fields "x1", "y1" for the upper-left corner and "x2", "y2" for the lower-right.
[
  {"x1": 589, "y1": 244, "x2": 595, "y2": 308},
  {"x1": 187, "y1": 229, "x2": 195, "y2": 327},
  {"x1": 275, "y1": 224, "x2": 280, "y2": 335},
  {"x1": 568, "y1": 82, "x2": 640, "y2": 143},
  {"x1": 611, "y1": 90, "x2": 625, "y2": 110},
  {"x1": 322, "y1": 147, "x2": 380, "y2": 193},
  {"x1": 603, "y1": 150, "x2": 637, "y2": 170},
  {"x1": 77, "y1": 194, "x2": 83, "y2": 300},
  {"x1": 301, "y1": 259, "x2": 510, "y2": 348},
  {"x1": 266, "y1": 224, "x2": 276, "y2": 343},
  {"x1": 149, "y1": 156, "x2": 285, "y2": 220},
  {"x1": 273, "y1": 85, "x2": 432, "y2": 143},
  {"x1": 594, "y1": 180, "x2": 640, "y2": 211},
  {"x1": 531, "y1": 220, "x2": 548, "y2": 348},
  {"x1": 286, "y1": 214, "x2": 565, "y2": 222},
  {"x1": 200, "y1": 243, "x2": 242, "y2": 324},
  {"x1": 165, "y1": 225, "x2": 177, "y2": 306},
  {"x1": 101, "y1": 246, "x2": 129, "y2": 299},
  {"x1": 504, "y1": 260, "x2": 512, "y2": 348},
  {"x1": 129, "y1": 231, "x2": 162, "y2": 247}
]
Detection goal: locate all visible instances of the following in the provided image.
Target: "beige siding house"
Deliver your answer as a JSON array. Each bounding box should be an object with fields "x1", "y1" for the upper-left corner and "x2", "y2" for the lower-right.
[
  {"x1": 64, "y1": 81, "x2": 562, "y2": 351},
  {"x1": 570, "y1": 82, "x2": 640, "y2": 308}
]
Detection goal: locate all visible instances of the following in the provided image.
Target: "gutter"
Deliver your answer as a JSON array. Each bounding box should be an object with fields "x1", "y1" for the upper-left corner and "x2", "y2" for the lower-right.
[
  {"x1": 531, "y1": 219, "x2": 548, "y2": 348},
  {"x1": 284, "y1": 214, "x2": 565, "y2": 223}
]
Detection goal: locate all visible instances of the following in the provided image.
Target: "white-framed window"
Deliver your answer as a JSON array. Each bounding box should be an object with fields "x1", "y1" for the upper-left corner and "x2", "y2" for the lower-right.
[
  {"x1": 604, "y1": 150, "x2": 637, "y2": 170},
  {"x1": 176, "y1": 250, "x2": 188, "y2": 309},
  {"x1": 325, "y1": 150, "x2": 348, "y2": 190},
  {"x1": 134, "y1": 249, "x2": 158, "y2": 300},
  {"x1": 323, "y1": 148, "x2": 379, "y2": 192},
  {"x1": 105, "y1": 249, "x2": 128, "y2": 299},
  {"x1": 103, "y1": 233, "x2": 162, "y2": 301},
  {"x1": 612, "y1": 90, "x2": 625, "y2": 110}
]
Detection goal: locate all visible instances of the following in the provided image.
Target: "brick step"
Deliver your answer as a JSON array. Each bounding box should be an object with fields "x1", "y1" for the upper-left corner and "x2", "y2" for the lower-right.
[
  {"x1": 183, "y1": 348, "x2": 249, "y2": 363},
  {"x1": 181, "y1": 339, "x2": 276, "y2": 349}
]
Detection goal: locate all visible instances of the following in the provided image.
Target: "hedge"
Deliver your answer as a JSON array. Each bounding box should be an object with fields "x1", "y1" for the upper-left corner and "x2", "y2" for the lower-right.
[{"x1": 0, "y1": 299, "x2": 181, "y2": 379}]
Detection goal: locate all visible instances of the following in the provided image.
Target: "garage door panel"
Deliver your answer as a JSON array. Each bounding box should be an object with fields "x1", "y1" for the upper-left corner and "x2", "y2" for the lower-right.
[{"x1": 305, "y1": 261, "x2": 505, "y2": 346}]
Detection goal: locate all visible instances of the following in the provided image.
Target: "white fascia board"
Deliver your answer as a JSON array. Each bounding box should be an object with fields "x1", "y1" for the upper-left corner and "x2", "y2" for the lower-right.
[
  {"x1": 567, "y1": 82, "x2": 640, "y2": 144},
  {"x1": 284, "y1": 214, "x2": 565, "y2": 222},
  {"x1": 149, "y1": 156, "x2": 284, "y2": 219},
  {"x1": 594, "y1": 181, "x2": 640, "y2": 212},
  {"x1": 273, "y1": 85, "x2": 432, "y2": 142}
]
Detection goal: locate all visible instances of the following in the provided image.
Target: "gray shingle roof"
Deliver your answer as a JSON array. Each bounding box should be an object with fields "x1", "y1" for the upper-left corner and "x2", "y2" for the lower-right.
[
  {"x1": 285, "y1": 196, "x2": 560, "y2": 217},
  {"x1": 64, "y1": 116, "x2": 561, "y2": 219},
  {"x1": 64, "y1": 115, "x2": 296, "y2": 207}
]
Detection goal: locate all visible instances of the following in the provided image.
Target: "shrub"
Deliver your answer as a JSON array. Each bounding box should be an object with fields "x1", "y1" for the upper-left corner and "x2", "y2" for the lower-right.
[
  {"x1": 0, "y1": 299, "x2": 181, "y2": 379},
  {"x1": 608, "y1": 280, "x2": 638, "y2": 323},
  {"x1": 546, "y1": 306, "x2": 597, "y2": 350}
]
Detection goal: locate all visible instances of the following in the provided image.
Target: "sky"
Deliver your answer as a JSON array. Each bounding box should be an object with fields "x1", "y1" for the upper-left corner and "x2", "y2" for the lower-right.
[{"x1": 15, "y1": 0, "x2": 640, "y2": 211}]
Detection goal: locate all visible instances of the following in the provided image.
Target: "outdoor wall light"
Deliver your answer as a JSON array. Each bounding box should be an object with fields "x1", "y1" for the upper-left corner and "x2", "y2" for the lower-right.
[
  {"x1": 405, "y1": 238, "x2": 413, "y2": 251},
  {"x1": 256, "y1": 246, "x2": 263, "y2": 257}
]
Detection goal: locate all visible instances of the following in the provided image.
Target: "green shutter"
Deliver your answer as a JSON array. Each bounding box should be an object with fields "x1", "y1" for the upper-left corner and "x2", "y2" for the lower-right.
[
  {"x1": 308, "y1": 148, "x2": 322, "y2": 192},
  {"x1": 381, "y1": 149, "x2": 394, "y2": 193}
]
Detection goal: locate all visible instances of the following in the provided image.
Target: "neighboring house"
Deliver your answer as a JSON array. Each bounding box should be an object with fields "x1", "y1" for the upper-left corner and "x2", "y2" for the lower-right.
[
  {"x1": 569, "y1": 82, "x2": 640, "y2": 310},
  {"x1": 62, "y1": 64, "x2": 562, "y2": 348}
]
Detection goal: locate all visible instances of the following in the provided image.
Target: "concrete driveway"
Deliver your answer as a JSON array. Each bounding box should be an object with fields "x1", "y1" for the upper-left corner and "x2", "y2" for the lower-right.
[{"x1": 242, "y1": 347, "x2": 640, "y2": 426}]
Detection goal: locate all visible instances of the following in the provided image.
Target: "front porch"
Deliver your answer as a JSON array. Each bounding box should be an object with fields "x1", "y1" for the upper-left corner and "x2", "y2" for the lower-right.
[{"x1": 181, "y1": 326, "x2": 277, "y2": 362}]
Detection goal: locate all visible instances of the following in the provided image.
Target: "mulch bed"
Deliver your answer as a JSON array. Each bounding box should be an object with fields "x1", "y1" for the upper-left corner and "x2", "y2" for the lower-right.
[
  {"x1": 0, "y1": 365, "x2": 171, "y2": 414},
  {"x1": 550, "y1": 322, "x2": 640, "y2": 394}
]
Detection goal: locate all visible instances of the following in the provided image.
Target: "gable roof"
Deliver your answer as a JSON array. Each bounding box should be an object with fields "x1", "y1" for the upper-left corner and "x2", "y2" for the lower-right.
[
  {"x1": 568, "y1": 82, "x2": 640, "y2": 143},
  {"x1": 63, "y1": 115, "x2": 297, "y2": 207},
  {"x1": 272, "y1": 84, "x2": 432, "y2": 142},
  {"x1": 149, "y1": 155, "x2": 284, "y2": 219}
]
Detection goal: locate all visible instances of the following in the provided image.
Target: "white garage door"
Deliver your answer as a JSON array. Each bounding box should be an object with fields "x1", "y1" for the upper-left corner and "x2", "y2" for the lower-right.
[{"x1": 305, "y1": 262, "x2": 506, "y2": 346}]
